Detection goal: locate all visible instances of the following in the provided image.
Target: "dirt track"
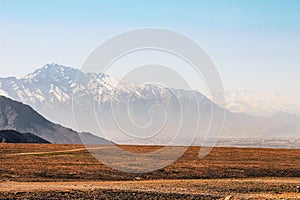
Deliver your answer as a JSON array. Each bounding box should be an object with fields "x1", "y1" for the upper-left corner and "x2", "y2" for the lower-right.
[
  {"x1": 1, "y1": 178, "x2": 300, "y2": 199},
  {"x1": 5, "y1": 146, "x2": 107, "y2": 156}
]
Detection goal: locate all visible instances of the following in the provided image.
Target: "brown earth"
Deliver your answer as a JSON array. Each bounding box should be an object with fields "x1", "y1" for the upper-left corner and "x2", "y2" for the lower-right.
[
  {"x1": 0, "y1": 144, "x2": 300, "y2": 199},
  {"x1": 1, "y1": 178, "x2": 300, "y2": 199},
  {"x1": 1, "y1": 144, "x2": 300, "y2": 181}
]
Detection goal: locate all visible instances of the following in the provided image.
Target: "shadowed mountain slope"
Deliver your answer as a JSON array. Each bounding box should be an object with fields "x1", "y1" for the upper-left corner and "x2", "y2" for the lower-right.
[
  {"x1": 0, "y1": 96, "x2": 111, "y2": 144},
  {"x1": 0, "y1": 130, "x2": 50, "y2": 144}
]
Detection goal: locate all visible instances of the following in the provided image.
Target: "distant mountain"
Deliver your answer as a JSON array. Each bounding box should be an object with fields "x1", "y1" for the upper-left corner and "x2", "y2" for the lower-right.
[
  {"x1": 252, "y1": 111, "x2": 300, "y2": 138},
  {"x1": 0, "y1": 64, "x2": 299, "y2": 144},
  {"x1": 0, "y1": 95, "x2": 111, "y2": 144},
  {"x1": 224, "y1": 89, "x2": 300, "y2": 116},
  {"x1": 0, "y1": 130, "x2": 50, "y2": 144}
]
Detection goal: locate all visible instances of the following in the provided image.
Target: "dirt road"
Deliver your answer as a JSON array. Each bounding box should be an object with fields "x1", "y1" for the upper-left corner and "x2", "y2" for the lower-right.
[
  {"x1": 1, "y1": 178, "x2": 300, "y2": 199},
  {"x1": 5, "y1": 146, "x2": 109, "y2": 156}
]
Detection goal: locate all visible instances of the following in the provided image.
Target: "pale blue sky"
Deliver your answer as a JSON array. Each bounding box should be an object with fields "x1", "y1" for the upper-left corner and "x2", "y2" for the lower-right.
[{"x1": 0, "y1": 0, "x2": 300, "y2": 96}]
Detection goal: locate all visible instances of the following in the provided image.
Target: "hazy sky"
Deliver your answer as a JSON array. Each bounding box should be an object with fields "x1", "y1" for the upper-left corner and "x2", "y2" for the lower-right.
[{"x1": 0, "y1": 0, "x2": 300, "y2": 97}]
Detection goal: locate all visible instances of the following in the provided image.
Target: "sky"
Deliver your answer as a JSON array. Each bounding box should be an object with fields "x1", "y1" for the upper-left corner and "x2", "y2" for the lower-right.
[{"x1": 0, "y1": 0, "x2": 300, "y2": 97}]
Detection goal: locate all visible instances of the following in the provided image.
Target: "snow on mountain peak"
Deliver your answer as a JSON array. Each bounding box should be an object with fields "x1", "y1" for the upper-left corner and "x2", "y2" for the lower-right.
[
  {"x1": 224, "y1": 89, "x2": 300, "y2": 116},
  {"x1": 0, "y1": 64, "x2": 147, "y2": 108},
  {"x1": 24, "y1": 63, "x2": 80, "y2": 80}
]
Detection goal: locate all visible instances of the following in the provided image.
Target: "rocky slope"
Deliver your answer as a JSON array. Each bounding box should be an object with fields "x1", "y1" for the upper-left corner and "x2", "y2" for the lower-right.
[
  {"x1": 0, "y1": 95, "x2": 111, "y2": 144},
  {"x1": 0, "y1": 130, "x2": 50, "y2": 144}
]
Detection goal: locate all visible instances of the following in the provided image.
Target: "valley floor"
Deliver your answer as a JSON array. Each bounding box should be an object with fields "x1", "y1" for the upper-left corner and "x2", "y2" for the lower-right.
[{"x1": 0, "y1": 144, "x2": 300, "y2": 199}]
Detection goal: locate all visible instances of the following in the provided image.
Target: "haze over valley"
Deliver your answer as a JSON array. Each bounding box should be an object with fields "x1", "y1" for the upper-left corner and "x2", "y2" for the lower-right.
[{"x1": 0, "y1": 63, "x2": 299, "y2": 146}]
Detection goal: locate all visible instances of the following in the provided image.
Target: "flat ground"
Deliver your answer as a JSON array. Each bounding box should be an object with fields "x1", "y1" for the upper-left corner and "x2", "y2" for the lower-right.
[{"x1": 0, "y1": 144, "x2": 300, "y2": 199}]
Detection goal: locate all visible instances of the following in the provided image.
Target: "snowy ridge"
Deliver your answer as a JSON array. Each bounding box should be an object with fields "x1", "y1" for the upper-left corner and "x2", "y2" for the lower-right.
[
  {"x1": 0, "y1": 63, "x2": 300, "y2": 142},
  {"x1": 0, "y1": 64, "x2": 213, "y2": 136},
  {"x1": 224, "y1": 89, "x2": 300, "y2": 116}
]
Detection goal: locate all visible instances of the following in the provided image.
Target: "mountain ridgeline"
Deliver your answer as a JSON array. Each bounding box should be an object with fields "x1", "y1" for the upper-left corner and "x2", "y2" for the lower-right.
[{"x1": 0, "y1": 63, "x2": 299, "y2": 145}]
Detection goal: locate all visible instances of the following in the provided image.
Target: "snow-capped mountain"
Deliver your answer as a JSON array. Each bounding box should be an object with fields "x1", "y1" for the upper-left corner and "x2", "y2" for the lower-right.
[
  {"x1": 0, "y1": 63, "x2": 118, "y2": 106},
  {"x1": 0, "y1": 64, "x2": 220, "y2": 143},
  {"x1": 0, "y1": 64, "x2": 127, "y2": 130},
  {"x1": 224, "y1": 89, "x2": 300, "y2": 116},
  {"x1": 0, "y1": 63, "x2": 299, "y2": 144}
]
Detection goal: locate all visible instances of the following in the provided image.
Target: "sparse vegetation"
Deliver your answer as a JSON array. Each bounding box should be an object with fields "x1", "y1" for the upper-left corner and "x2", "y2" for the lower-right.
[{"x1": 1, "y1": 144, "x2": 300, "y2": 199}]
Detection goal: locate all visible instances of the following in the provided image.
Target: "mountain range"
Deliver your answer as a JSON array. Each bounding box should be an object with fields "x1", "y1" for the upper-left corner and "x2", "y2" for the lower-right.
[
  {"x1": 0, "y1": 63, "x2": 299, "y2": 144},
  {"x1": 224, "y1": 89, "x2": 300, "y2": 116}
]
